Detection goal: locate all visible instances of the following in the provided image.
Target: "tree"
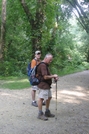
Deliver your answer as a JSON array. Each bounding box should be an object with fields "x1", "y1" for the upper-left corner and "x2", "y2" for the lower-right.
[
  {"x1": 64, "y1": 0, "x2": 89, "y2": 33},
  {"x1": 20, "y1": 0, "x2": 46, "y2": 57},
  {"x1": 0, "y1": 0, "x2": 88, "y2": 76},
  {"x1": 0, "y1": 0, "x2": 7, "y2": 61},
  {"x1": 61, "y1": 0, "x2": 89, "y2": 62}
]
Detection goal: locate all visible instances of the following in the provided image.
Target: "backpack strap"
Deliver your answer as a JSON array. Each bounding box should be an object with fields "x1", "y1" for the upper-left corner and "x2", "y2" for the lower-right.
[{"x1": 35, "y1": 62, "x2": 48, "y2": 75}]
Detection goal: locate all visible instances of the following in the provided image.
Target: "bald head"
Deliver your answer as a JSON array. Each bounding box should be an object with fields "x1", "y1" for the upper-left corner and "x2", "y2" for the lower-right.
[
  {"x1": 45, "y1": 53, "x2": 53, "y2": 58},
  {"x1": 43, "y1": 53, "x2": 53, "y2": 64}
]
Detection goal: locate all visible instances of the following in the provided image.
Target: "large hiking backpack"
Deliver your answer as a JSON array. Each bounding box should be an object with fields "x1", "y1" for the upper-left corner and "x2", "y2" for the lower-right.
[
  {"x1": 29, "y1": 65, "x2": 40, "y2": 85},
  {"x1": 27, "y1": 63, "x2": 32, "y2": 76},
  {"x1": 27, "y1": 59, "x2": 37, "y2": 77},
  {"x1": 27, "y1": 59, "x2": 39, "y2": 85},
  {"x1": 29, "y1": 62, "x2": 47, "y2": 86}
]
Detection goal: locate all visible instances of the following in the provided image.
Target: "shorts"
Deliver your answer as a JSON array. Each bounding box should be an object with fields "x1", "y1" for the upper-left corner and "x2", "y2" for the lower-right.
[
  {"x1": 38, "y1": 89, "x2": 52, "y2": 101},
  {"x1": 32, "y1": 86, "x2": 38, "y2": 91}
]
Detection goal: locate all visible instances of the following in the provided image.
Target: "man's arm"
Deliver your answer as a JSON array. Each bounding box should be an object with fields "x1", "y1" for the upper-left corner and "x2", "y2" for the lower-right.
[{"x1": 44, "y1": 74, "x2": 58, "y2": 80}]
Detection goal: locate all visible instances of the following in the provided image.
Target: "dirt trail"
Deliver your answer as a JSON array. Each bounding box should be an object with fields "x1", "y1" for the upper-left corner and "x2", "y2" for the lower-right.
[{"x1": 0, "y1": 70, "x2": 89, "y2": 134}]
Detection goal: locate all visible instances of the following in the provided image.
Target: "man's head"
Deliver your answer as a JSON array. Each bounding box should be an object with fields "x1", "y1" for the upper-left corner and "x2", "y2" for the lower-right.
[
  {"x1": 44, "y1": 53, "x2": 53, "y2": 64},
  {"x1": 35, "y1": 50, "x2": 41, "y2": 59}
]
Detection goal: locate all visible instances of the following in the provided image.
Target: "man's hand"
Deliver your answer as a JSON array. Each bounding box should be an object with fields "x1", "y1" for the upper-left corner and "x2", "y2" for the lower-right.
[
  {"x1": 44, "y1": 74, "x2": 59, "y2": 80},
  {"x1": 53, "y1": 74, "x2": 59, "y2": 82}
]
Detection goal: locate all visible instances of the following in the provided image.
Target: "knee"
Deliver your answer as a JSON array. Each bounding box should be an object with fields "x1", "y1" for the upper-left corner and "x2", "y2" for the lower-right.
[{"x1": 49, "y1": 97, "x2": 52, "y2": 100}]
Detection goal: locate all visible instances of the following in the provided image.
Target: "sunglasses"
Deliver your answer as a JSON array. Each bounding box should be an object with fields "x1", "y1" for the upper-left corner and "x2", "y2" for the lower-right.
[{"x1": 37, "y1": 53, "x2": 41, "y2": 55}]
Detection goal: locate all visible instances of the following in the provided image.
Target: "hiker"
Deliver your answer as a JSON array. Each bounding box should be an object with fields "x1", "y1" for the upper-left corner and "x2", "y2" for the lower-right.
[
  {"x1": 31, "y1": 50, "x2": 45, "y2": 107},
  {"x1": 36, "y1": 53, "x2": 58, "y2": 120}
]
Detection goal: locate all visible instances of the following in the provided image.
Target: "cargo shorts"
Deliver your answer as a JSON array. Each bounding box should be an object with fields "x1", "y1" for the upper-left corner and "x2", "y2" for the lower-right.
[
  {"x1": 32, "y1": 85, "x2": 39, "y2": 91},
  {"x1": 38, "y1": 88, "x2": 52, "y2": 100}
]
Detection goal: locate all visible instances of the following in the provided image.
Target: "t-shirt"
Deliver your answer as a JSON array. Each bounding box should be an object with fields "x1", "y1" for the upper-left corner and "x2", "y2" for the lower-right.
[
  {"x1": 37, "y1": 62, "x2": 52, "y2": 89},
  {"x1": 31, "y1": 59, "x2": 41, "y2": 68}
]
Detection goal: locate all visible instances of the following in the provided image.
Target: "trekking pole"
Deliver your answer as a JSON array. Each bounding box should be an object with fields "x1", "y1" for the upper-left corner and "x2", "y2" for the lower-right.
[{"x1": 55, "y1": 80, "x2": 57, "y2": 120}]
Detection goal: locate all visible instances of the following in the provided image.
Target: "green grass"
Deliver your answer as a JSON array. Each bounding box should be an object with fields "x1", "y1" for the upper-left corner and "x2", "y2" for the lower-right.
[
  {"x1": 58, "y1": 65, "x2": 88, "y2": 76},
  {"x1": 0, "y1": 65, "x2": 88, "y2": 90},
  {"x1": 0, "y1": 76, "x2": 31, "y2": 90},
  {"x1": 0, "y1": 75, "x2": 27, "y2": 80}
]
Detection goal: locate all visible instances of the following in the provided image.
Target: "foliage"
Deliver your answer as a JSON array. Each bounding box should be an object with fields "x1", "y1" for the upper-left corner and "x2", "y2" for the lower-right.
[
  {"x1": 0, "y1": 0, "x2": 89, "y2": 77},
  {"x1": 0, "y1": 0, "x2": 1, "y2": 33},
  {"x1": 82, "y1": 62, "x2": 89, "y2": 70},
  {"x1": 0, "y1": 76, "x2": 30, "y2": 89}
]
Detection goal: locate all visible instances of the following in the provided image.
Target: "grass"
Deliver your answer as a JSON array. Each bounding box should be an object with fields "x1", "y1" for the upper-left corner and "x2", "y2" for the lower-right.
[
  {"x1": 0, "y1": 65, "x2": 88, "y2": 90},
  {"x1": 58, "y1": 65, "x2": 88, "y2": 76},
  {"x1": 0, "y1": 76, "x2": 31, "y2": 90},
  {"x1": 0, "y1": 75, "x2": 27, "y2": 80}
]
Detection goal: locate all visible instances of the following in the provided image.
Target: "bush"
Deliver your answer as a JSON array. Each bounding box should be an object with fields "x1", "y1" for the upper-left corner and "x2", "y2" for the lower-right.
[{"x1": 82, "y1": 62, "x2": 89, "y2": 70}]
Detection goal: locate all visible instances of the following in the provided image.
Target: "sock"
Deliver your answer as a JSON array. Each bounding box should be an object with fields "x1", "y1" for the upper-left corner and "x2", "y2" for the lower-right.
[
  {"x1": 46, "y1": 109, "x2": 49, "y2": 112},
  {"x1": 39, "y1": 110, "x2": 43, "y2": 114}
]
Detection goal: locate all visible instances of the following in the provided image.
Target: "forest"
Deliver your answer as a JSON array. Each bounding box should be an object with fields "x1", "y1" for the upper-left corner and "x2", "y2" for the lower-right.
[{"x1": 0, "y1": 0, "x2": 89, "y2": 76}]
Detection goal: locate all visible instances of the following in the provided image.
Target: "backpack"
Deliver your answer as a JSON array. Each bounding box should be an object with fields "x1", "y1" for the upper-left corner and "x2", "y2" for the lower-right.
[
  {"x1": 29, "y1": 62, "x2": 48, "y2": 86},
  {"x1": 27, "y1": 59, "x2": 37, "y2": 77},
  {"x1": 27, "y1": 63, "x2": 32, "y2": 76},
  {"x1": 27, "y1": 59, "x2": 39, "y2": 85},
  {"x1": 29, "y1": 65, "x2": 40, "y2": 85}
]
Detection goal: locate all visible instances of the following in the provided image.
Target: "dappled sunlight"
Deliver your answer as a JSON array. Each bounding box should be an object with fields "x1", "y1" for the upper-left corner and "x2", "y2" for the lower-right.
[
  {"x1": 0, "y1": 78, "x2": 30, "y2": 89},
  {"x1": 52, "y1": 84, "x2": 89, "y2": 104},
  {"x1": 0, "y1": 92, "x2": 24, "y2": 99},
  {"x1": 52, "y1": 92, "x2": 82, "y2": 104},
  {"x1": 75, "y1": 86, "x2": 86, "y2": 91},
  {"x1": 60, "y1": 90, "x2": 85, "y2": 97},
  {"x1": 1, "y1": 78, "x2": 28, "y2": 84},
  {"x1": 0, "y1": 71, "x2": 89, "y2": 134}
]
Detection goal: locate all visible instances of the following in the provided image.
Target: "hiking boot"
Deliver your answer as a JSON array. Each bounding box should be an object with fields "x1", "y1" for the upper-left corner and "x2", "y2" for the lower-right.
[
  {"x1": 37, "y1": 112, "x2": 48, "y2": 121},
  {"x1": 42, "y1": 101, "x2": 46, "y2": 106},
  {"x1": 32, "y1": 101, "x2": 38, "y2": 107},
  {"x1": 45, "y1": 110, "x2": 55, "y2": 117}
]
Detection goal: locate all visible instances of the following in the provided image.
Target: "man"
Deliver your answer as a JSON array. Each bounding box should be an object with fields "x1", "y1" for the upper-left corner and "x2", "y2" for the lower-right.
[
  {"x1": 36, "y1": 53, "x2": 58, "y2": 120},
  {"x1": 31, "y1": 50, "x2": 45, "y2": 107},
  {"x1": 31, "y1": 50, "x2": 41, "y2": 107}
]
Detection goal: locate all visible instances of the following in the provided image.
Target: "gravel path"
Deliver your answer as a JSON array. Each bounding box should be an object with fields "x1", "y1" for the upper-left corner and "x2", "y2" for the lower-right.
[{"x1": 0, "y1": 70, "x2": 89, "y2": 134}]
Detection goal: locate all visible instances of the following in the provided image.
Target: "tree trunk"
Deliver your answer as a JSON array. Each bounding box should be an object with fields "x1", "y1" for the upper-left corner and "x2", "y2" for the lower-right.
[
  {"x1": 0, "y1": 0, "x2": 7, "y2": 61},
  {"x1": 67, "y1": 0, "x2": 89, "y2": 33},
  {"x1": 20, "y1": 0, "x2": 46, "y2": 58}
]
